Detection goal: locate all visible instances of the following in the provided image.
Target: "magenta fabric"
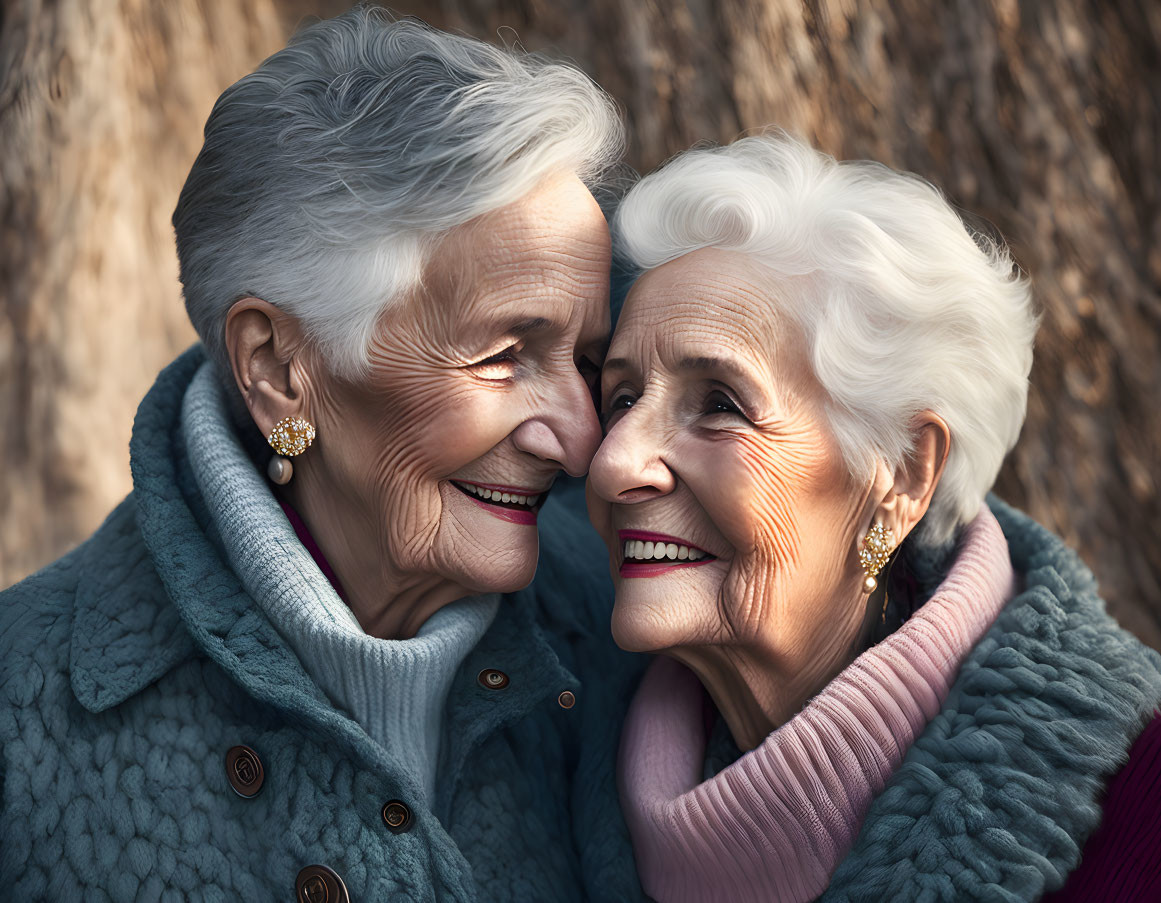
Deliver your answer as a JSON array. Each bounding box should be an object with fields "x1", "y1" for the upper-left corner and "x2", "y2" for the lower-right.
[
  {"x1": 1045, "y1": 710, "x2": 1161, "y2": 902},
  {"x1": 618, "y1": 507, "x2": 1015, "y2": 903}
]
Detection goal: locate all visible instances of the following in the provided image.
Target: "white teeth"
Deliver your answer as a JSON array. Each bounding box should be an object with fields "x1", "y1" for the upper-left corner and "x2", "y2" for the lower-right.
[
  {"x1": 622, "y1": 540, "x2": 709, "y2": 562},
  {"x1": 456, "y1": 482, "x2": 539, "y2": 507}
]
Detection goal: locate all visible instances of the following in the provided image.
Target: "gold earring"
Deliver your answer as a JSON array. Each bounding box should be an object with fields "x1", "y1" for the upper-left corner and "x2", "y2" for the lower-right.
[
  {"x1": 859, "y1": 521, "x2": 894, "y2": 595},
  {"x1": 266, "y1": 415, "x2": 316, "y2": 485}
]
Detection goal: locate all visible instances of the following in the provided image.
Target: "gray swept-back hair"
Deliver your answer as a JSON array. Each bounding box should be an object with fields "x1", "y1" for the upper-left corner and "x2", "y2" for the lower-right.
[
  {"x1": 174, "y1": 5, "x2": 623, "y2": 378},
  {"x1": 612, "y1": 132, "x2": 1037, "y2": 545}
]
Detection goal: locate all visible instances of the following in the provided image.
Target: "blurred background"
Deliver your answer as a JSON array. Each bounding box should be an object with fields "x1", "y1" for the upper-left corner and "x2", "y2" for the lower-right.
[{"x1": 1, "y1": 0, "x2": 1158, "y2": 648}]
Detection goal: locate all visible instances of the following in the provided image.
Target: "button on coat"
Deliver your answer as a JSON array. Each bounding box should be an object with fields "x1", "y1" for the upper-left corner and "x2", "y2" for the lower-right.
[
  {"x1": 225, "y1": 745, "x2": 264, "y2": 798},
  {"x1": 382, "y1": 800, "x2": 413, "y2": 834},
  {"x1": 296, "y1": 864, "x2": 349, "y2": 903},
  {"x1": 478, "y1": 668, "x2": 510, "y2": 689}
]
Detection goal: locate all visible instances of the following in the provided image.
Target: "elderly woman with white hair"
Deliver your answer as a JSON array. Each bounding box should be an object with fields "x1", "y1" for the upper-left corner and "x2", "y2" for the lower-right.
[
  {"x1": 587, "y1": 133, "x2": 1161, "y2": 901},
  {"x1": 0, "y1": 8, "x2": 650, "y2": 901}
]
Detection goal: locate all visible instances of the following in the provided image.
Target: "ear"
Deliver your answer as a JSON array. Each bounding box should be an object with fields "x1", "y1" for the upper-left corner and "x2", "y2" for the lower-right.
[
  {"x1": 873, "y1": 411, "x2": 951, "y2": 546},
  {"x1": 223, "y1": 297, "x2": 312, "y2": 439}
]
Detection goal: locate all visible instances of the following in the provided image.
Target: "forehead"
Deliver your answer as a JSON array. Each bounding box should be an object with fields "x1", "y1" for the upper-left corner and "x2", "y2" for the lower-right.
[
  {"x1": 613, "y1": 249, "x2": 799, "y2": 372},
  {"x1": 426, "y1": 174, "x2": 612, "y2": 332}
]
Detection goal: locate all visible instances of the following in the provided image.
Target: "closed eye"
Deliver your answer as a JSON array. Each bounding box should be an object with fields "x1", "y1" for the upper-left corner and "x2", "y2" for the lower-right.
[{"x1": 469, "y1": 345, "x2": 518, "y2": 380}]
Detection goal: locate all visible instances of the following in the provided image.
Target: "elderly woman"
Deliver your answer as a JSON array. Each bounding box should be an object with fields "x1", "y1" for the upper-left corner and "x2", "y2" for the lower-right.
[
  {"x1": 0, "y1": 8, "x2": 648, "y2": 901},
  {"x1": 587, "y1": 134, "x2": 1161, "y2": 901}
]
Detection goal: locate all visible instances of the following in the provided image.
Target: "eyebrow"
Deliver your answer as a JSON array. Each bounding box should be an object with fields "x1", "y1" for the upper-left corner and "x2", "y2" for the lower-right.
[
  {"x1": 506, "y1": 317, "x2": 552, "y2": 337},
  {"x1": 677, "y1": 356, "x2": 750, "y2": 377}
]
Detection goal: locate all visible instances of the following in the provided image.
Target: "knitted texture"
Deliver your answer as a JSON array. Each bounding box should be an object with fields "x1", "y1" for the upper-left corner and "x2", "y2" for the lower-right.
[
  {"x1": 620, "y1": 506, "x2": 1014, "y2": 903},
  {"x1": 0, "y1": 346, "x2": 649, "y2": 902},
  {"x1": 182, "y1": 361, "x2": 499, "y2": 803},
  {"x1": 822, "y1": 496, "x2": 1161, "y2": 901}
]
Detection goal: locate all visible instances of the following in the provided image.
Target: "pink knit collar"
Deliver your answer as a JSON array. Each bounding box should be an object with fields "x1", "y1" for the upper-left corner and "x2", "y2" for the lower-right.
[{"x1": 618, "y1": 508, "x2": 1015, "y2": 903}]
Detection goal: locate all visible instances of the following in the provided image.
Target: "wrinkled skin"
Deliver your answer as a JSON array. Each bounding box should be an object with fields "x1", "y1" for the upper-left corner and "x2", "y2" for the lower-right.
[
  {"x1": 587, "y1": 249, "x2": 947, "y2": 750},
  {"x1": 227, "y1": 174, "x2": 610, "y2": 639}
]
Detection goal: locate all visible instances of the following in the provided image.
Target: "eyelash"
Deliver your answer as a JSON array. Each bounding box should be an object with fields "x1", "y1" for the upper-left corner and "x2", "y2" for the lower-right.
[
  {"x1": 704, "y1": 390, "x2": 744, "y2": 418},
  {"x1": 469, "y1": 345, "x2": 519, "y2": 379}
]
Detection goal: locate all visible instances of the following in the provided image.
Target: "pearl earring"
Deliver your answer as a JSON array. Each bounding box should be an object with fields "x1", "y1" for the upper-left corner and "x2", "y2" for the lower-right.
[
  {"x1": 858, "y1": 521, "x2": 894, "y2": 594},
  {"x1": 266, "y1": 416, "x2": 316, "y2": 485}
]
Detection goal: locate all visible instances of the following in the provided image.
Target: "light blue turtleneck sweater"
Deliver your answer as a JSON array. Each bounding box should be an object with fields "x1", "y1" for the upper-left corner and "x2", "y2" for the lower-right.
[{"x1": 181, "y1": 362, "x2": 499, "y2": 802}]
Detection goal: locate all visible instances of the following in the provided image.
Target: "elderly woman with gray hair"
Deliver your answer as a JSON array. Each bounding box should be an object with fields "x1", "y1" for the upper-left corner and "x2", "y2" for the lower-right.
[
  {"x1": 587, "y1": 133, "x2": 1161, "y2": 901},
  {"x1": 0, "y1": 7, "x2": 649, "y2": 901}
]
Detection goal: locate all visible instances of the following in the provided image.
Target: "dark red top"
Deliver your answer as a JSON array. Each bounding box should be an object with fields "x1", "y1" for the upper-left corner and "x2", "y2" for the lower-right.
[{"x1": 1045, "y1": 710, "x2": 1161, "y2": 901}]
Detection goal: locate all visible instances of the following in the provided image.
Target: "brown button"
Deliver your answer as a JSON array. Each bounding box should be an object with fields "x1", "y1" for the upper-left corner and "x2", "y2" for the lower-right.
[
  {"x1": 225, "y1": 745, "x2": 264, "y2": 798},
  {"x1": 558, "y1": 690, "x2": 576, "y2": 709},
  {"x1": 296, "y1": 864, "x2": 349, "y2": 903},
  {"x1": 477, "y1": 668, "x2": 510, "y2": 690},
  {"x1": 382, "y1": 799, "x2": 413, "y2": 834}
]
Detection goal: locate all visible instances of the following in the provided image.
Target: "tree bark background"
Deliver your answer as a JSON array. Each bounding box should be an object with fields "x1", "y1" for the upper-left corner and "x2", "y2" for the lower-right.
[{"x1": 3, "y1": 0, "x2": 1159, "y2": 649}]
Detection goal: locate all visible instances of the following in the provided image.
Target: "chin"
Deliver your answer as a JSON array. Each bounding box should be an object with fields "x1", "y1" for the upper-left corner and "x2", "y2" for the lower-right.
[
  {"x1": 457, "y1": 542, "x2": 540, "y2": 595},
  {"x1": 610, "y1": 599, "x2": 673, "y2": 654}
]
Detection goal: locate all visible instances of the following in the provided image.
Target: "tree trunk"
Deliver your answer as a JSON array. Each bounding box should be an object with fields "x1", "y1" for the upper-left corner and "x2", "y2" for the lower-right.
[
  {"x1": 0, "y1": 0, "x2": 289, "y2": 582},
  {"x1": 3, "y1": 0, "x2": 1159, "y2": 651}
]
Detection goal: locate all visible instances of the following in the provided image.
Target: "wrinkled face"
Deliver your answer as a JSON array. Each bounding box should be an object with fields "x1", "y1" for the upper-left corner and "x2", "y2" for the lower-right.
[
  {"x1": 309, "y1": 174, "x2": 610, "y2": 595},
  {"x1": 587, "y1": 249, "x2": 873, "y2": 687}
]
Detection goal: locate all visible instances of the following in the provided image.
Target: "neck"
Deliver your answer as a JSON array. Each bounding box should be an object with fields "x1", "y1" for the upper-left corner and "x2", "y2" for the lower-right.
[
  {"x1": 674, "y1": 580, "x2": 877, "y2": 751},
  {"x1": 280, "y1": 481, "x2": 471, "y2": 641}
]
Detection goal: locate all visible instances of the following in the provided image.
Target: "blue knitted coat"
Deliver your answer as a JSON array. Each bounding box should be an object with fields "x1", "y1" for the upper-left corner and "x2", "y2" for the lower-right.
[
  {"x1": 823, "y1": 498, "x2": 1161, "y2": 901},
  {"x1": 0, "y1": 348, "x2": 649, "y2": 902}
]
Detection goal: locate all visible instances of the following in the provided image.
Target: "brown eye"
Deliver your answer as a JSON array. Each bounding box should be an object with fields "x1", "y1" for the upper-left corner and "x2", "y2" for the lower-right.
[
  {"x1": 704, "y1": 391, "x2": 744, "y2": 418},
  {"x1": 605, "y1": 391, "x2": 635, "y2": 415}
]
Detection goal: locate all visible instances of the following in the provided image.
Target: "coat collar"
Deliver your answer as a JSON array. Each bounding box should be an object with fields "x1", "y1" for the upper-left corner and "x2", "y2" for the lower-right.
[
  {"x1": 822, "y1": 496, "x2": 1161, "y2": 900},
  {"x1": 69, "y1": 495, "x2": 198, "y2": 713},
  {"x1": 68, "y1": 346, "x2": 579, "y2": 798},
  {"x1": 68, "y1": 347, "x2": 208, "y2": 713}
]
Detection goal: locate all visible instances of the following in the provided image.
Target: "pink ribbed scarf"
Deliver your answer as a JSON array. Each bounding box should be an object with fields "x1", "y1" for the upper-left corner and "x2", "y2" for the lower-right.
[{"x1": 618, "y1": 507, "x2": 1015, "y2": 903}]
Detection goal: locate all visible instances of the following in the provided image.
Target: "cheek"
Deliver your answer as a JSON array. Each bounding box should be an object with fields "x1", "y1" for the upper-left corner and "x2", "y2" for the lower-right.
[
  {"x1": 367, "y1": 376, "x2": 522, "y2": 478},
  {"x1": 697, "y1": 432, "x2": 820, "y2": 569}
]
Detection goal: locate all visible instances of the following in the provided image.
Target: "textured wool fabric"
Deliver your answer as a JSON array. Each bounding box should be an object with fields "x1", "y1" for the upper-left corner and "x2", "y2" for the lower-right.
[
  {"x1": 182, "y1": 362, "x2": 499, "y2": 803},
  {"x1": 0, "y1": 346, "x2": 649, "y2": 902},
  {"x1": 821, "y1": 497, "x2": 1161, "y2": 901},
  {"x1": 620, "y1": 506, "x2": 1014, "y2": 903}
]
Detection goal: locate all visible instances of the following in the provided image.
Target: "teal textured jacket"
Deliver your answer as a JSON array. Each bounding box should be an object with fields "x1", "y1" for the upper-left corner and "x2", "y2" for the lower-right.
[
  {"x1": 0, "y1": 348, "x2": 648, "y2": 902},
  {"x1": 822, "y1": 498, "x2": 1161, "y2": 901}
]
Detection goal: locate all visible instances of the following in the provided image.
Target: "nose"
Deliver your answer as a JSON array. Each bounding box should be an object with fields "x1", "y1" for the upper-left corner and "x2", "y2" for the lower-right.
[
  {"x1": 510, "y1": 368, "x2": 603, "y2": 477},
  {"x1": 587, "y1": 403, "x2": 676, "y2": 503}
]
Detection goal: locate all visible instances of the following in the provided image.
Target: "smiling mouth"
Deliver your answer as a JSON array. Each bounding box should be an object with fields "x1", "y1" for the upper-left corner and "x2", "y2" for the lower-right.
[
  {"x1": 451, "y1": 479, "x2": 550, "y2": 525},
  {"x1": 617, "y1": 530, "x2": 717, "y2": 577}
]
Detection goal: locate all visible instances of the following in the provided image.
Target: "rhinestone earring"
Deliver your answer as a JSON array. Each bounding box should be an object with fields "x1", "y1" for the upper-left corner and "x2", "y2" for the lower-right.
[
  {"x1": 858, "y1": 521, "x2": 894, "y2": 595},
  {"x1": 266, "y1": 415, "x2": 316, "y2": 485}
]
